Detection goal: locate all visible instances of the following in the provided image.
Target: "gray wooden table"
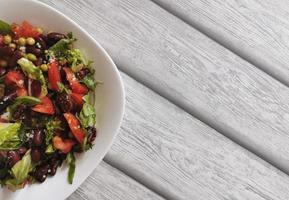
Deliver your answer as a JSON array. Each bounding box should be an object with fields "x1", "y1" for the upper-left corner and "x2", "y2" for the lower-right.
[{"x1": 40, "y1": 0, "x2": 289, "y2": 199}]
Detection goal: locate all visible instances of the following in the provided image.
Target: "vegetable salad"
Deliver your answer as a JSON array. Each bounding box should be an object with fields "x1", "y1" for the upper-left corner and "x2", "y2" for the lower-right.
[{"x1": 0, "y1": 20, "x2": 98, "y2": 190}]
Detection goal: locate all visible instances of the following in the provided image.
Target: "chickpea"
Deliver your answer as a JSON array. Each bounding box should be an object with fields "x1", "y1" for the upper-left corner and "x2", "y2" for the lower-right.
[
  {"x1": 18, "y1": 37, "x2": 26, "y2": 46},
  {"x1": 8, "y1": 43, "x2": 16, "y2": 49},
  {"x1": 40, "y1": 64, "x2": 48, "y2": 71},
  {"x1": 26, "y1": 37, "x2": 36, "y2": 46},
  {"x1": 3, "y1": 35, "x2": 12, "y2": 44}
]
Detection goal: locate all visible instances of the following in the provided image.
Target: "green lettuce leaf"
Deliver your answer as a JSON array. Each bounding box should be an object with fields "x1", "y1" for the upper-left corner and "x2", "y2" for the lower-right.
[
  {"x1": 17, "y1": 58, "x2": 47, "y2": 96},
  {"x1": 47, "y1": 32, "x2": 76, "y2": 58},
  {"x1": 5, "y1": 151, "x2": 32, "y2": 191},
  {"x1": 11, "y1": 151, "x2": 32, "y2": 181},
  {"x1": 0, "y1": 123, "x2": 21, "y2": 150},
  {"x1": 67, "y1": 49, "x2": 87, "y2": 72},
  {"x1": 0, "y1": 20, "x2": 11, "y2": 34},
  {"x1": 80, "y1": 74, "x2": 100, "y2": 90},
  {"x1": 78, "y1": 95, "x2": 96, "y2": 128}
]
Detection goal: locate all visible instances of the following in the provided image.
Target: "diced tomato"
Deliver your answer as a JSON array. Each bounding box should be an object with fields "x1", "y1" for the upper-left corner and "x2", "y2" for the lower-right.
[
  {"x1": 32, "y1": 96, "x2": 55, "y2": 115},
  {"x1": 70, "y1": 93, "x2": 84, "y2": 107},
  {"x1": 12, "y1": 21, "x2": 40, "y2": 38},
  {"x1": 63, "y1": 67, "x2": 88, "y2": 94},
  {"x1": 5, "y1": 71, "x2": 27, "y2": 97},
  {"x1": 16, "y1": 88, "x2": 28, "y2": 97},
  {"x1": 48, "y1": 60, "x2": 61, "y2": 91},
  {"x1": 5, "y1": 71, "x2": 25, "y2": 88},
  {"x1": 63, "y1": 112, "x2": 85, "y2": 144},
  {"x1": 53, "y1": 136, "x2": 74, "y2": 154}
]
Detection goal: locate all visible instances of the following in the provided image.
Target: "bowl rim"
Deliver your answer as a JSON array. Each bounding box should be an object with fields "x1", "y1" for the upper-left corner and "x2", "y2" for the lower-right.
[{"x1": 0, "y1": 0, "x2": 125, "y2": 199}]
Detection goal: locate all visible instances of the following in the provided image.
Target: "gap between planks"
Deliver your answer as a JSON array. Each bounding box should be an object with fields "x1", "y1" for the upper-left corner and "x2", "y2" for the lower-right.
[
  {"x1": 112, "y1": 0, "x2": 289, "y2": 180},
  {"x1": 117, "y1": 63, "x2": 289, "y2": 181},
  {"x1": 68, "y1": 161, "x2": 165, "y2": 200},
  {"x1": 109, "y1": 25, "x2": 289, "y2": 187},
  {"x1": 37, "y1": 0, "x2": 289, "y2": 199},
  {"x1": 150, "y1": 0, "x2": 289, "y2": 90}
]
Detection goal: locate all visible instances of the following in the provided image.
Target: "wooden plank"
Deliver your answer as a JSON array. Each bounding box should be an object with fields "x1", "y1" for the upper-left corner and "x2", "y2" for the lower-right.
[
  {"x1": 152, "y1": 0, "x2": 289, "y2": 87},
  {"x1": 34, "y1": 2, "x2": 289, "y2": 198},
  {"x1": 41, "y1": 0, "x2": 289, "y2": 174},
  {"x1": 90, "y1": 72, "x2": 289, "y2": 200},
  {"x1": 68, "y1": 161, "x2": 164, "y2": 200}
]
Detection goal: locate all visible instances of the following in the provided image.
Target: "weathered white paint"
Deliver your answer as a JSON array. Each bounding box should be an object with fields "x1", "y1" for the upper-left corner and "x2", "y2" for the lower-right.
[
  {"x1": 104, "y1": 73, "x2": 289, "y2": 200},
  {"x1": 37, "y1": 0, "x2": 289, "y2": 199},
  {"x1": 68, "y1": 162, "x2": 164, "y2": 200},
  {"x1": 41, "y1": 0, "x2": 289, "y2": 176},
  {"x1": 153, "y1": 0, "x2": 289, "y2": 87}
]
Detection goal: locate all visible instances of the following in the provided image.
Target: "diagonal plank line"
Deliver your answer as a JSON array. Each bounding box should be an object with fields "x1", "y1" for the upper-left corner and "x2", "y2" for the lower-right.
[
  {"x1": 103, "y1": 158, "x2": 174, "y2": 200},
  {"x1": 35, "y1": 0, "x2": 289, "y2": 198},
  {"x1": 69, "y1": 161, "x2": 167, "y2": 200},
  {"x1": 150, "y1": 0, "x2": 289, "y2": 93},
  {"x1": 146, "y1": 0, "x2": 289, "y2": 179},
  {"x1": 116, "y1": 63, "x2": 289, "y2": 182}
]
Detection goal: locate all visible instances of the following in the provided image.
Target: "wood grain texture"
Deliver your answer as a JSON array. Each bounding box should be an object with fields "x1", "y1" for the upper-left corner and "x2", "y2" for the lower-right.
[
  {"x1": 102, "y1": 73, "x2": 289, "y2": 200},
  {"x1": 152, "y1": 0, "x2": 289, "y2": 87},
  {"x1": 68, "y1": 162, "x2": 164, "y2": 200},
  {"x1": 41, "y1": 0, "x2": 289, "y2": 175}
]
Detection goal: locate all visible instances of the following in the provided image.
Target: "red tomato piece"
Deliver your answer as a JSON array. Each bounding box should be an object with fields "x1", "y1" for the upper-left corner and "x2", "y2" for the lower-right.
[
  {"x1": 48, "y1": 60, "x2": 61, "y2": 91},
  {"x1": 70, "y1": 93, "x2": 84, "y2": 107},
  {"x1": 63, "y1": 67, "x2": 88, "y2": 94},
  {"x1": 16, "y1": 88, "x2": 28, "y2": 97},
  {"x1": 12, "y1": 21, "x2": 40, "y2": 38},
  {"x1": 63, "y1": 112, "x2": 85, "y2": 144},
  {"x1": 32, "y1": 96, "x2": 55, "y2": 115},
  {"x1": 53, "y1": 136, "x2": 74, "y2": 154},
  {"x1": 5, "y1": 71, "x2": 25, "y2": 88}
]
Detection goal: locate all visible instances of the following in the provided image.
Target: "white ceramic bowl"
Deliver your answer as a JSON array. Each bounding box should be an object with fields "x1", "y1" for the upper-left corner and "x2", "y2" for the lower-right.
[{"x1": 0, "y1": 0, "x2": 125, "y2": 199}]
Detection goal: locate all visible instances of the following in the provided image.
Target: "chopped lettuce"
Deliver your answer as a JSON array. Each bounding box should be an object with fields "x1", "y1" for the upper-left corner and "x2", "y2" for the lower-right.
[
  {"x1": 5, "y1": 151, "x2": 32, "y2": 191},
  {"x1": 66, "y1": 152, "x2": 75, "y2": 184},
  {"x1": 80, "y1": 73, "x2": 99, "y2": 90},
  {"x1": 0, "y1": 123, "x2": 21, "y2": 150},
  {"x1": 0, "y1": 20, "x2": 11, "y2": 34},
  {"x1": 78, "y1": 95, "x2": 96, "y2": 128},
  {"x1": 17, "y1": 58, "x2": 47, "y2": 96},
  {"x1": 67, "y1": 49, "x2": 87, "y2": 72},
  {"x1": 47, "y1": 32, "x2": 76, "y2": 58}
]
